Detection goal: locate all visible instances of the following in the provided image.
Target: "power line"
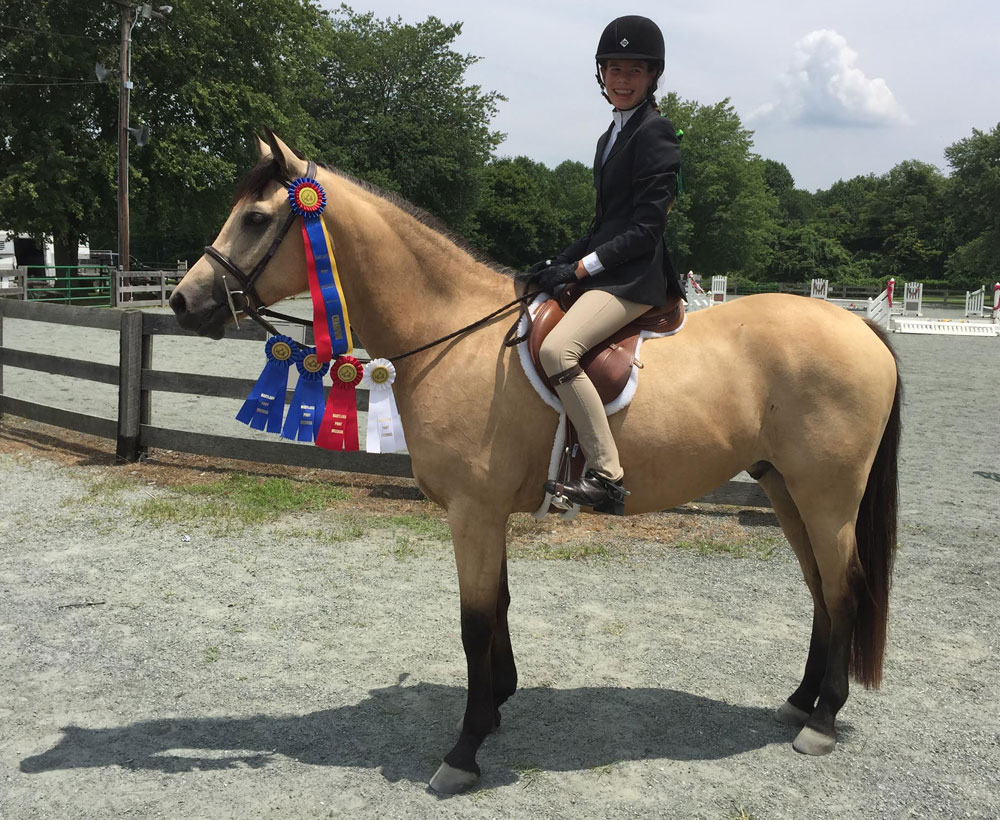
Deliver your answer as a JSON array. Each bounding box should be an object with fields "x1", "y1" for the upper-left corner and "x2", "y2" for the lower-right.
[
  {"x1": 0, "y1": 22, "x2": 111, "y2": 42},
  {"x1": 1, "y1": 71, "x2": 94, "y2": 81},
  {"x1": 0, "y1": 80, "x2": 103, "y2": 87}
]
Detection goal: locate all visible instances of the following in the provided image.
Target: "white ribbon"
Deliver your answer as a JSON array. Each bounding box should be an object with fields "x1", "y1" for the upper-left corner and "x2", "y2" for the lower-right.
[{"x1": 361, "y1": 358, "x2": 406, "y2": 453}]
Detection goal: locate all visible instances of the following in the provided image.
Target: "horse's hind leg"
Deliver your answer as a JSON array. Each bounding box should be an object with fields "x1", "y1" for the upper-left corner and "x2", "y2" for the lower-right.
[
  {"x1": 789, "y1": 485, "x2": 866, "y2": 756},
  {"x1": 429, "y1": 501, "x2": 508, "y2": 794},
  {"x1": 757, "y1": 469, "x2": 830, "y2": 728}
]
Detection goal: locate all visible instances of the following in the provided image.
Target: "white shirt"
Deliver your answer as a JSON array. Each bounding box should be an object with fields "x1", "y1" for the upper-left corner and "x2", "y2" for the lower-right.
[{"x1": 583, "y1": 106, "x2": 642, "y2": 275}]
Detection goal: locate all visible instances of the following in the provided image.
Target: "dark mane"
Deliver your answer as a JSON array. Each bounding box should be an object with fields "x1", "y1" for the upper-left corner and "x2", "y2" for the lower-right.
[
  {"x1": 231, "y1": 157, "x2": 285, "y2": 205},
  {"x1": 231, "y1": 157, "x2": 514, "y2": 277}
]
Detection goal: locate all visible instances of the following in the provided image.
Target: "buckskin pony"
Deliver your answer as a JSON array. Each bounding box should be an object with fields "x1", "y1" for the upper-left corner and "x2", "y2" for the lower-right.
[{"x1": 170, "y1": 133, "x2": 901, "y2": 794}]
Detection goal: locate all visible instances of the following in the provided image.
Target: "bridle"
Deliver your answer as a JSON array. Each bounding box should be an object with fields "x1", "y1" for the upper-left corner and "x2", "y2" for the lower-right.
[
  {"x1": 201, "y1": 161, "x2": 319, "y2": 336},
  {"x1": 201, "y1": 158, "x2": 539, "y2": 360}
]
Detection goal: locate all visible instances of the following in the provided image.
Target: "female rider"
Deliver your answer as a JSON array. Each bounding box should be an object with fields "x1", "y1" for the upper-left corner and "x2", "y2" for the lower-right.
[{"x1": 527, "y1": 15, "x2": 683, "y2": 512}]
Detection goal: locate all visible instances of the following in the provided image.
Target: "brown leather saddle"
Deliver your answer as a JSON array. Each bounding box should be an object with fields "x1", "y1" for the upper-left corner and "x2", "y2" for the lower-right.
[{"x1": 527, "y1": 285, "x2": 685, "y2": 402}]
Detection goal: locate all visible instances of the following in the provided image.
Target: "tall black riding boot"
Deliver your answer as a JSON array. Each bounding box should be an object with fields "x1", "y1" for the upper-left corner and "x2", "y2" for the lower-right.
[{"x1": 544, "y1": 469, "x2": 630, "y2": 516}]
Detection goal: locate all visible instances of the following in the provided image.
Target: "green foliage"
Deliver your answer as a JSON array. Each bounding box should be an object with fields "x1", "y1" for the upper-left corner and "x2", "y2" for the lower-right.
[
  {"x1": 315, "y1": 6, "x2": 504, "y2": 236},
  {"x1": 0, "y1": 1, "x2": 118, "y2": 263},
  {"x1": 661, "y1": 94, "x2": 778, "y2": 278},
  {"x1": 943, "y1": 124, "x2": 1000, "y2": 285},
  {"x1": 471, "y1": 156, "x2": 593, "y2": 268},
  {"x1": 1, "y1": 1, "x2": 502, "y2": 264}
]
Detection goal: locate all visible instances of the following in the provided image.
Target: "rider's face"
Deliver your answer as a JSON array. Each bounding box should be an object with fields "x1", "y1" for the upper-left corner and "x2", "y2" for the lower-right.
[{"x1": 602, "y1": 59, "x2": 657, "y2": 110}]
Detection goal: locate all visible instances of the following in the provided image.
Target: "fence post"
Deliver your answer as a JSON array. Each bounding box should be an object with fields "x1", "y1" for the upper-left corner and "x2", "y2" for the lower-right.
[
  {"x1": 0, "y1": 300, "x2": 5, "y2": 424},
  {"x1": 140, "y1": 318, "x2": 153, "y2": 430},
  {"x1": 117, "y1": 308, "x2": 145, "y2": 462},
  {"x1": 18, "y1": 267, "x2": 27, "y2": 301}
]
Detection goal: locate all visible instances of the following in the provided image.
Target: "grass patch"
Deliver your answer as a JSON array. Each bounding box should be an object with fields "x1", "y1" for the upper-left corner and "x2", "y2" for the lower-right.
[
  {"x1": 65, "y1": 475, "x2": 135, "y2": 508},
  {"x1": 388, "y1": 535, "x2": 425, "y2": 561},
  {"x1": 674, "y1": 533, "x2": 781, "y2": 560},
  {"x1": 134, "y1": 474, "x2": 349, "y2": 530},
  {"x1": 384, "y1": 513, "x2": 451, "y2": 541},
  {"x1": 284, "y1": 514, "x2": 369, "y2": 544},
  {"x1": 511, "y1": 541, "x2": 615, "y2": 561},
  {"x1": 203, "y1": 645, "x2": 220, "y2": 663}
]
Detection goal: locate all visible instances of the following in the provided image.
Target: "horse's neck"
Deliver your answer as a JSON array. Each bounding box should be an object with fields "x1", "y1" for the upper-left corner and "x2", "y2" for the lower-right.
[{"x1": 321, "y1": 172, "x2": 512, "y2": 377}]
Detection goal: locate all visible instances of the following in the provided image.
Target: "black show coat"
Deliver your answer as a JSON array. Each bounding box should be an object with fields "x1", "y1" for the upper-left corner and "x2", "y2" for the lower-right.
[{"x1": 558, "y1": 101, "x2": 683, "y2": 307}]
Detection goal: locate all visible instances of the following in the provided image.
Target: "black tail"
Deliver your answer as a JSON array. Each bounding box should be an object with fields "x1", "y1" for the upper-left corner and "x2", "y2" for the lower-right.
[{"x1": 851, "y1": 320, "x2": 902, "y2": 689}]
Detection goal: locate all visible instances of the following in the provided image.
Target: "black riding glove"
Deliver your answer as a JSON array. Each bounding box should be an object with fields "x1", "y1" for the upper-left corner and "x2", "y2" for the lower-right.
[
  {"x1": 515, "y1": 258, "x2": 556, "y2": 286},
  {"x1": 537, "y1": 262, "x2": 579, "y2": 293},
  {"x1": 527, "y1": 258, "x2": 555, "y2": 274}
]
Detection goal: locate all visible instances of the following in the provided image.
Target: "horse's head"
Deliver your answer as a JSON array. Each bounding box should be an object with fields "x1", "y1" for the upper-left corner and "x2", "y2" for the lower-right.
[{"x1": 170, "y1": 132, "x2": 311, "y2": 338}]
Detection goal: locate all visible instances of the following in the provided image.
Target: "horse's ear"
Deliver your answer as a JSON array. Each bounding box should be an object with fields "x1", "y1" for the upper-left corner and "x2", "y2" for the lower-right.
[
  {"x1": 254, "y1": 133, "x2": 271, "y2": 160},
  {"x1": 262, "y1": 127, "x2": 306, "y2": 179}
]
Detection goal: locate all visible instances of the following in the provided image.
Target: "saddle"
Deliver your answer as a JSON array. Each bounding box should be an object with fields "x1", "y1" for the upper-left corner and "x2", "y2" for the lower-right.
[{"x1": 527, "y1": 285, "x2": 685, "y2": 402}]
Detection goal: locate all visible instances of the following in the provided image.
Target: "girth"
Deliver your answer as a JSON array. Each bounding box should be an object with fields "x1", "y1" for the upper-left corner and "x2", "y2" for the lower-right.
[{"x1": 527, "y1": 285, "x2": 685, "y2": 403}]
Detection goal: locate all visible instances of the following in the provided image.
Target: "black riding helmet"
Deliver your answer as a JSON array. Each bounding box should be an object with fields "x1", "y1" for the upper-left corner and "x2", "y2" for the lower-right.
[{"x1": 595, "y1": 16, "x2": 665, "y2": 104}]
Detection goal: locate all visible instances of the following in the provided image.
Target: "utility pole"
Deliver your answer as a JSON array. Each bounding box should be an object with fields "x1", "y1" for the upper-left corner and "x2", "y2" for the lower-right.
[{"x1": 116, "y1": 1, "x2": 136, "y2": 307}]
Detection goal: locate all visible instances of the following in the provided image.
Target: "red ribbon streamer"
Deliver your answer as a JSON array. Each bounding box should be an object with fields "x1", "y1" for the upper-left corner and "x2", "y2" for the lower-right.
[
  {"x1": 316, "y1": 356, "x2": 363, "y2": 451},
  {"x1": 302, "y1": 222, "x2": 333, "y2": 362}
]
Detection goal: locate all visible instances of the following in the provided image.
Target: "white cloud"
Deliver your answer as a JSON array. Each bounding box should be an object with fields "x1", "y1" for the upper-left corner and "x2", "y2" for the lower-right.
[{"x1": 750, "y1": 29, "x2": 911, "y2": 127}]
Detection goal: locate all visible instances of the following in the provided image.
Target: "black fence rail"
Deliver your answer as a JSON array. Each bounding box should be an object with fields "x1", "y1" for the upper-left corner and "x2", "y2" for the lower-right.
[{"x1": 0, "y1": 301, "x2": 768, "y2": 507}]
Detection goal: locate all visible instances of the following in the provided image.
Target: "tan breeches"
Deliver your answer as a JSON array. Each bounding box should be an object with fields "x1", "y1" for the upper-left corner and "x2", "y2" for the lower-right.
[{"x1": 538, "y1": 289, "x2": 650, "y2": 481}]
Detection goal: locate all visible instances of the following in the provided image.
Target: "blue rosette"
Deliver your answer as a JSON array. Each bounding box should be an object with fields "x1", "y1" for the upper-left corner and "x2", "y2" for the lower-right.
[
  {"x1": 236, "y1": 335, "x2": 296, "y2": 433},
  {"x1": 288, "y1": 177, "x2": 326, "y2": 218},
  {"x1": 281, "y1": 346, "x2": 330, "y2": 443}
]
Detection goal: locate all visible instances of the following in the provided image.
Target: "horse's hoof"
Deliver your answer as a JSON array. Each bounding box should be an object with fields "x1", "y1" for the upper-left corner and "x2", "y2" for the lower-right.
[
  {"x1": 775, "y1": 701, "x2": 811, "y2": 727},
  {"x1": 792, "y1": 725, "x2": 837, "y2": 756},
  {"x1": 429, "y1": 762, "x2": 480, "y2": 794}
]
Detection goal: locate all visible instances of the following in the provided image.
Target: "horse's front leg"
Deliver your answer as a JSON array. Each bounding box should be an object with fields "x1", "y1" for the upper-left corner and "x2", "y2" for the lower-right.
[{"x1": 429, "y1": 501, "x2": 509, "y2": 794}]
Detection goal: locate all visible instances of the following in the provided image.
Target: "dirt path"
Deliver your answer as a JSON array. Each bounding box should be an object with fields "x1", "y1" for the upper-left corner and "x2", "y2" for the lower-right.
[{"x1": 1, "y1": 329, "x2": 998, "y2": 819}]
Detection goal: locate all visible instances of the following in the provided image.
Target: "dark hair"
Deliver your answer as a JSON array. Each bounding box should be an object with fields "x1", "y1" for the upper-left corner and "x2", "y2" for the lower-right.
[{"x1": 596, "y1": 59, "x2": 663, "y2": 110}]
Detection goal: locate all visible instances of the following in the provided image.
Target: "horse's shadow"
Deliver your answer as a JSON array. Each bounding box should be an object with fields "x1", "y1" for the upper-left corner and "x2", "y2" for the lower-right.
[{"x1": 20, "y1": 680, "x2": 807, "y2": 788}]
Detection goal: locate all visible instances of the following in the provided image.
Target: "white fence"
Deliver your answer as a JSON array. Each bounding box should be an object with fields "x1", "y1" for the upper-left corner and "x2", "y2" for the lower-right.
[{"x1": 965, "y1": 284, "x2": 1000, "y2": 319}]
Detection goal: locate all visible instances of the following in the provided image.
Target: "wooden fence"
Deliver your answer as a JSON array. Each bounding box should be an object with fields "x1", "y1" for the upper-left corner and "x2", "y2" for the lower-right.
[{"x1": 0, "y1": 301, "x2": 768, "y2": 507}]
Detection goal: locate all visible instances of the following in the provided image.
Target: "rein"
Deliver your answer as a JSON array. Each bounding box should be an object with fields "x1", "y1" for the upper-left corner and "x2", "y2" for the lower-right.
[{"x1": 204, "y1": 159, "x2": 542, "y2": 363}]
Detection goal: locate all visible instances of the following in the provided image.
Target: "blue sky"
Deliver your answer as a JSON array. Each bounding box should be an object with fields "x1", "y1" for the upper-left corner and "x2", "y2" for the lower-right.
[{"x1": 324, "y1": 0, "x2": 999, "y2": 191}]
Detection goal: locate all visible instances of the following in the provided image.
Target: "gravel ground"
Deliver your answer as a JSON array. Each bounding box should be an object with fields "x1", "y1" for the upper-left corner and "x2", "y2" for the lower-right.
[{"x1": 0, "y1": 311, "x2": 998, "y2": 819}]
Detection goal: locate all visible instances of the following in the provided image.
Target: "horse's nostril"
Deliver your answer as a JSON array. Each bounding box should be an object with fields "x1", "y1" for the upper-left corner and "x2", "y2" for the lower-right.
[{"x1": 169, "y1": 290, "x2": 186, "y2": 315}]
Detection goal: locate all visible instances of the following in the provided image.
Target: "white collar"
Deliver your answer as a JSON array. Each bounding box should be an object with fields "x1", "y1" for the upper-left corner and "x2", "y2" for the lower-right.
[{"x1": 611, "y1": 103, "x2": 643, "y2": 131}]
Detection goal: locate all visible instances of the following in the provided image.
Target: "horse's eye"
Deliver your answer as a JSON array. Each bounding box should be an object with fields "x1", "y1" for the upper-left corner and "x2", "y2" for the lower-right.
[{"x1": 243, "y1": 211, "x2": 269, "y2": 227}]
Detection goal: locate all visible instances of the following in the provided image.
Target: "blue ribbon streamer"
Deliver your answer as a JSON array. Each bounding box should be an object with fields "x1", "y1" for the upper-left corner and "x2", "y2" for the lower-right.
[
  {"x1": 303, "y1": 216, "x2": 350, "y2": 358},
  {"x1": 236, "y1": 335, "x2": 295, "y2": 433},
  {"x1": 281, "y1": 347, "x2": 330, "y2": 443}
]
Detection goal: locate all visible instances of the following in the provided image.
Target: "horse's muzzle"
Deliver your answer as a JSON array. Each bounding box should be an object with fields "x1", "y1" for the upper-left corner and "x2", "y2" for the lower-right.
[{"x1": 169, "y1": 286, "x2": 230, "y2": 339}]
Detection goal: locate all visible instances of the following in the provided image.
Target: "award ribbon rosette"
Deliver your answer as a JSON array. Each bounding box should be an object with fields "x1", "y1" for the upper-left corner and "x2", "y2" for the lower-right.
[
  {"x1": 236, "y1": 335, "x2": 295, "y2": 433},
  {"x1": 361, "y1": 358, "x2": 406, "y2": 453},
  {"x1": 316, "y1": 355, "x2": 363, "y2": 451},
  {"x1": 289, "y1": 177, "x2": 353, "y2": 363},
  {"x1": 281, "y1": 347, "x2": 329, "y2": 443}
]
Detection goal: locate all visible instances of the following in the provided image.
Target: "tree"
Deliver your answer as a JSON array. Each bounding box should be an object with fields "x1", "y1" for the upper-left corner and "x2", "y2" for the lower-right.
[
  {"x1": 1, "y1": 1, "x2": 503, "y2": 267},
  {"x1": 471, "y1": 157, "x2": 593, "y2": 269},
  {"x1": 660, "y1": 94, "x2": 778, "y2": 278},
  {"x1": 943, "y1": 124, "x2": 1000, "y2": 285},
  {"x1": 761, "y1": 159, "x2": 815, "y2": 223},
  {"x1": 0, "y1": 2, "x2": 118, "y2": 266},
  {"x1": 314, "y1": 6, "x2": 504, "y2": 236}
]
